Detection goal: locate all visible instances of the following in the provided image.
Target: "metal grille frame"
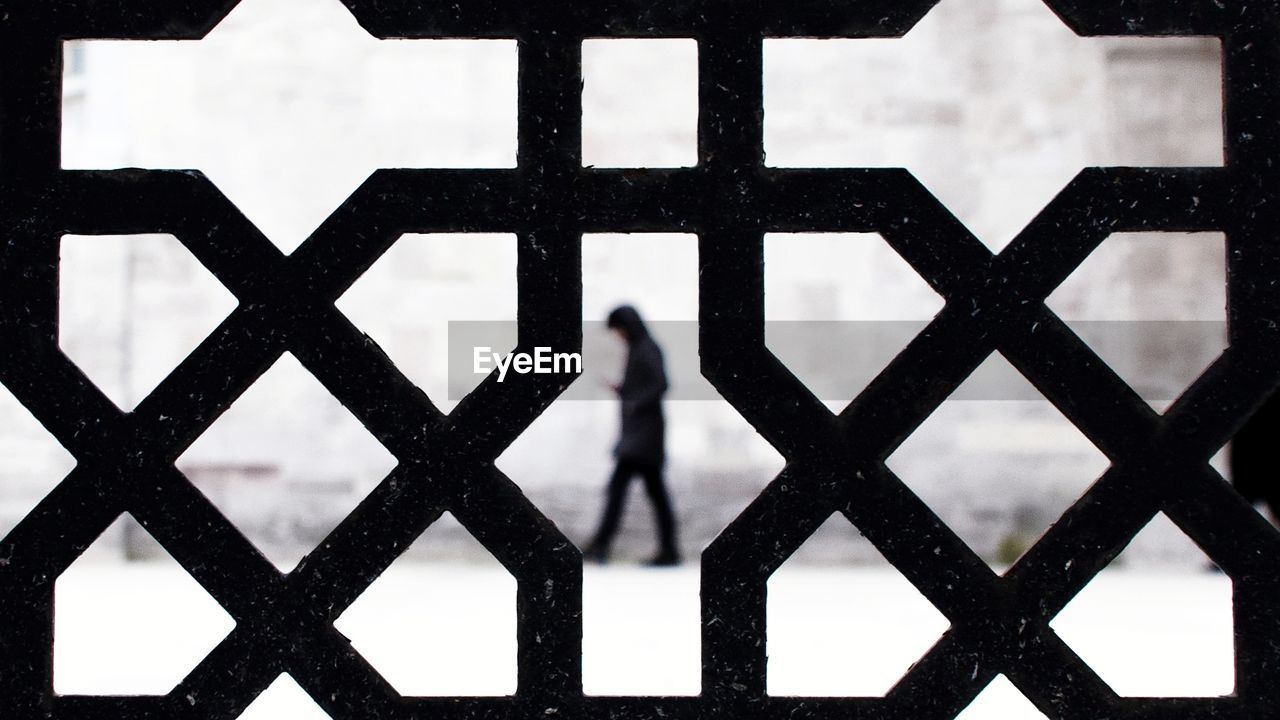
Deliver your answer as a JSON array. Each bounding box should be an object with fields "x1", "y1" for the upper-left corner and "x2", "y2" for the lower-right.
[{"x1": 2, "y1": 1, "x2": 1279, "y2": 718}]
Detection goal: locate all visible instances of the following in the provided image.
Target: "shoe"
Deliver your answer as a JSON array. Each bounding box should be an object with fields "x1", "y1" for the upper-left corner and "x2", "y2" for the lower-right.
[
  {"x1": 582, "y1": 541, "x2": 609, "y2": 564},
  {"x1": 645, "y1": 550, "x2": 681, "y2": 567}
]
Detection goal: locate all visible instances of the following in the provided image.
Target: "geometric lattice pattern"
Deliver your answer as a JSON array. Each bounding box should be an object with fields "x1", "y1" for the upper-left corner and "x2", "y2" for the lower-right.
[{"x1": 2, "y1": 1, "x2": 1279, "y2": 719}]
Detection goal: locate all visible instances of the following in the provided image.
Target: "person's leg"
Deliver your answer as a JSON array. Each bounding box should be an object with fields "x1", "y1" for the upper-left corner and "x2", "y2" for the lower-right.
[
  {"x1": 639, "y1": 462, "x2": 680, "y2": 563},
  {"x1": 585, "y1": 459, "x2": 636, "y2": 561}
]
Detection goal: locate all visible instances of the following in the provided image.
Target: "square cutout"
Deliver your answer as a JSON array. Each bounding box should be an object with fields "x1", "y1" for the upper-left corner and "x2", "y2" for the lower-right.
[{"x1": 582, "y1": 39, "x2": 698, "y2": 168}]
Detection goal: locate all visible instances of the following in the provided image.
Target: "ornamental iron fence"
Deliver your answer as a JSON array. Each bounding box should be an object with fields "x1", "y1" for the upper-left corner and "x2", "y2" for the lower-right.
[{"x1": 1, "y1": 1, "x2": 1279, "y2": 719}]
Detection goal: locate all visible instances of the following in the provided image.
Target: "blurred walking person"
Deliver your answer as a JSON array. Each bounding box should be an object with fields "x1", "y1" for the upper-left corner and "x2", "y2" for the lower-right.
[{"x1": 583, "y1": 305, "x2": 680, "y2": 566}]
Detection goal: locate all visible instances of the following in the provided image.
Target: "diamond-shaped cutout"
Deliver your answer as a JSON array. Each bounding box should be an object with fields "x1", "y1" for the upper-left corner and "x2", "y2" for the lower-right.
[
  {"x1": 336, "y1": 512, "x2": 516, "y2": 696},
  {"x1": 1051, "y1": 512, "x2": 1234, "y2": 696},
  {"x1": 767, "y1": 513, "x2": 950, "y2": 696},
  {"x1": 1048, "y1": 232, "x2": 1227, "y2": 412},
  {"x1": 58, "y1": 234, "x2": 237, "y2": 412},
  {"x1": 497, "y1": 396, "x2": 785, "y2": 562},
  {"x1": 660, "y1": 400, "x2": 788, "y2": 548},
  {"x1": 954, "y1": 675, "x2": 1048, "y2": 720},
  {"x1": 764, "y1": 233, "x2": 943, "y2": 405},
  {"x1": 238, "y1": 674, "x2": 332, "y2": 720},
  {"x1": 54, "y1": 513, "x2": 236, "y2": 695},
  {"x1": 764, "y1": 0, "x2": 1222, "y2": 251},
  {"x1": 177, "y1": 353, "x2": 397, "y2": 571},
  {"x1": 336, "y1": 233, "x2": 517, "y2": 413},
  {"x1": 886, "y1": 352, "x2": 1110, "y2": 569},
  {"x1": 495, "y1": 400, "x2": 621, "y2": 538},
  {"x1": 0, "y1": 382, "x2": 76, "y2": 540},
  {"x1": 63, "y1": 0, "x2": 518, "y2": 252}
]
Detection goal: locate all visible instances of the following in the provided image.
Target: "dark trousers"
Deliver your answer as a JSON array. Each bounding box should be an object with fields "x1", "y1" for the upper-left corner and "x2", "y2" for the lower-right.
[{"x1": 591, "y1": 458, "x2": 678, "y2": 555}]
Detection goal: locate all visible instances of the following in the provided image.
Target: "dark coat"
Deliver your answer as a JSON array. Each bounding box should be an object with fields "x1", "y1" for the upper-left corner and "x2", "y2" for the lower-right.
[{"x1": 610, "y1": 307, "x2": 668, "y2": 466}]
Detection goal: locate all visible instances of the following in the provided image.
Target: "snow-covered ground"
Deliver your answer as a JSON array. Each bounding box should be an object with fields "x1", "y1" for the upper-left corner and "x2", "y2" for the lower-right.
[{"x1": 52, "y1": 563, "x2": 1233, "y2": 718}]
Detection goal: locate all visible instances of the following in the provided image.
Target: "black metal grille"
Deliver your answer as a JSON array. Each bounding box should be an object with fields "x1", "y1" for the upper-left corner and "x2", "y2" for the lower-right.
[{"x1": 2, "y1": 1, "x2": 1279, "y2": 718}]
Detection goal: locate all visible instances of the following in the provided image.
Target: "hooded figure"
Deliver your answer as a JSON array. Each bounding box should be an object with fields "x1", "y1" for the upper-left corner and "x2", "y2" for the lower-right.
[
  {"x1": 609, "y1": 305, "x2": 668, "y2": 466},
  {"x1": 583, "y1": 305, "x2": 680, "y2": 565}
]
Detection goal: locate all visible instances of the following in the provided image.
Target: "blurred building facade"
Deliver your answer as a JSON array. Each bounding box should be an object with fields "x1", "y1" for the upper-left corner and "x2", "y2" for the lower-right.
[{"x1": 2, "y1": 0, "x2": 1231, "y2": 566}]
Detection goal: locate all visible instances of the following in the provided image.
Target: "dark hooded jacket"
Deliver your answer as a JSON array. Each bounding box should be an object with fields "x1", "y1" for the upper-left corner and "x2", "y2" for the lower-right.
[{"x1": 609, "y1": 306, "x2": 668, "y2": 466}]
